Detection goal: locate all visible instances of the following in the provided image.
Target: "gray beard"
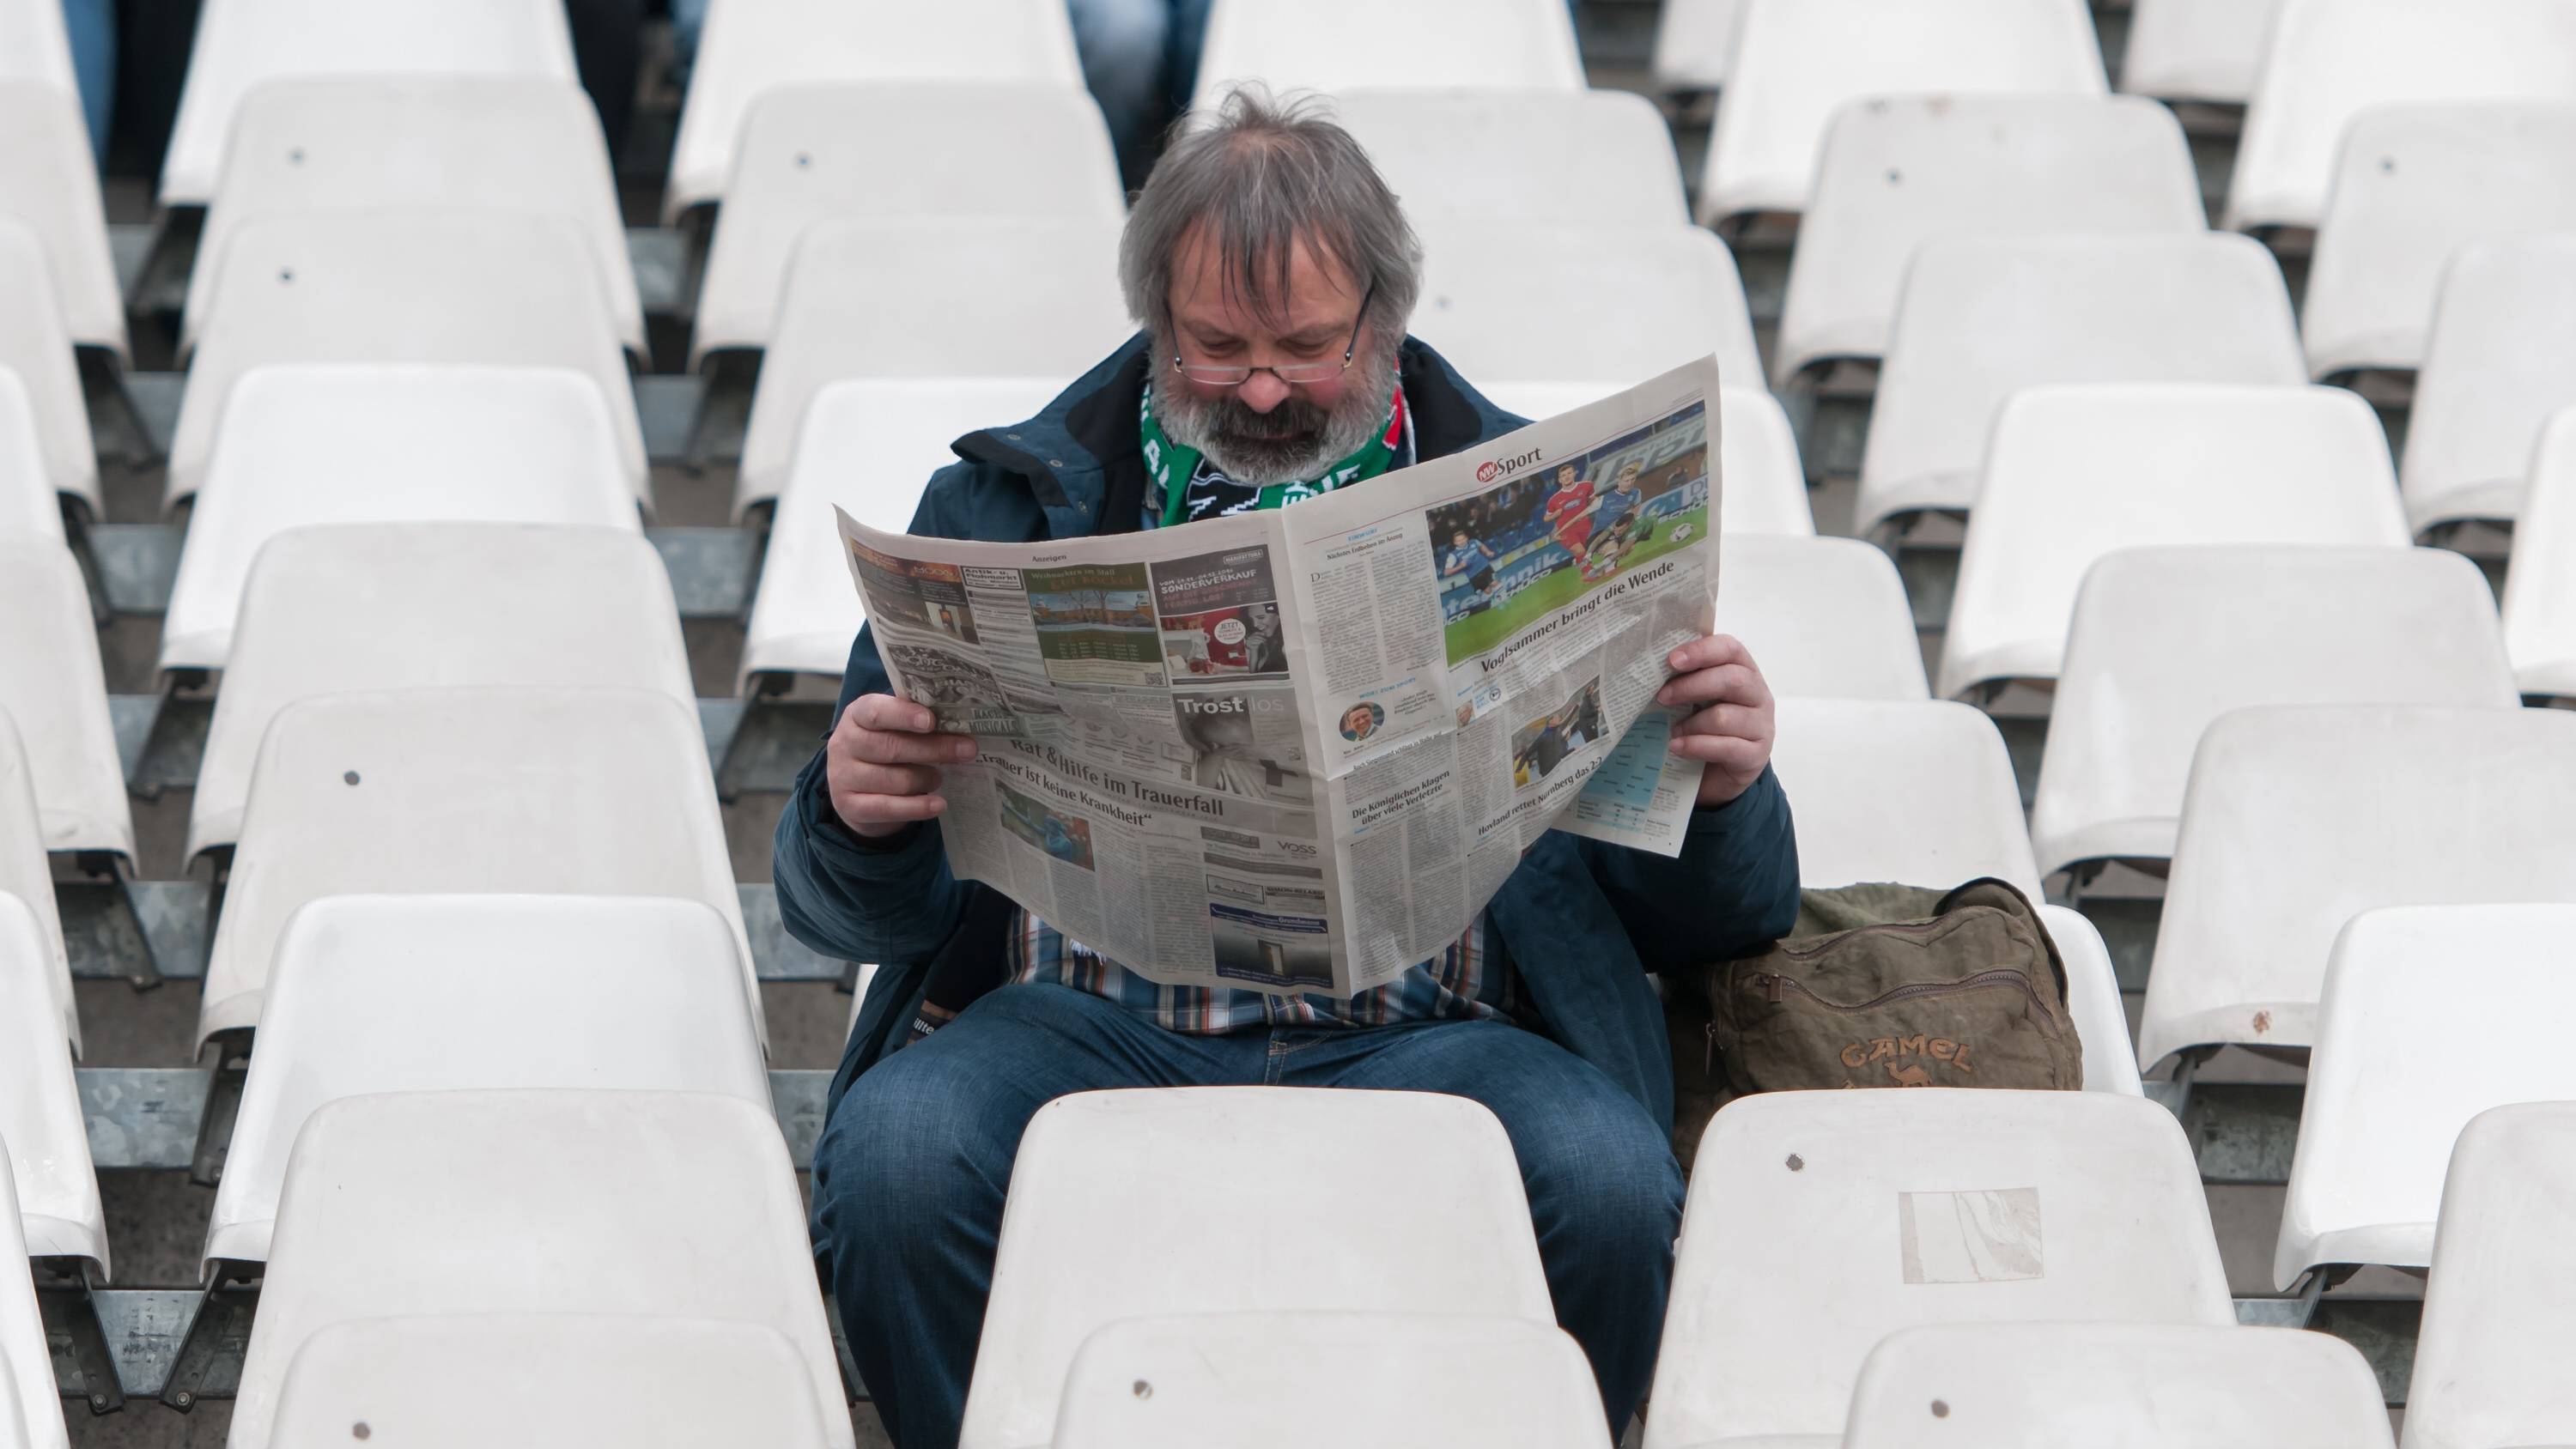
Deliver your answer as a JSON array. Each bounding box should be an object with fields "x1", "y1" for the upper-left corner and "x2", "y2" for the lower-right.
[{"x1": 1154, "y1": 343, "x2": 1401, "y2": 486}]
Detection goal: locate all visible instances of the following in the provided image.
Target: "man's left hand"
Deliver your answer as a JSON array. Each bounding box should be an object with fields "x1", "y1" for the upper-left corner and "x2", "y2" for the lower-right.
[{"x1": 1658, "y1": 634, "x2": 1777, "y2": 808}]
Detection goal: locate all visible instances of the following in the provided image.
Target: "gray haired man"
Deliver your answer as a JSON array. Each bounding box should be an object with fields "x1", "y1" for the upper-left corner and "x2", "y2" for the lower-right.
[{"x1": 781, "y1": 89, "x2": 1801, "y2": 1448}]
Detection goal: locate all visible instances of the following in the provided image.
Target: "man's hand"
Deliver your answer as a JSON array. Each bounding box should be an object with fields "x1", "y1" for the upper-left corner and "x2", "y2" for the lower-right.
[
  {"x1": 826, "y1": 694, "x2": 977, "y2": 839},
  {"x1": 1658, "y1": 634, "x2": 1777, "y2": 809}
]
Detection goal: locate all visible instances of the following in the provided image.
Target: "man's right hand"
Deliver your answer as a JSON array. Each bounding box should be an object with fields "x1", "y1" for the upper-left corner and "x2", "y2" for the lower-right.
[{"x1": 826, "y1": 694, "x2": 977, "y2": 838}]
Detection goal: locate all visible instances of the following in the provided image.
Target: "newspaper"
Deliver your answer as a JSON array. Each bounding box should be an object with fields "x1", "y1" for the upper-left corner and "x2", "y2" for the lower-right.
[{"x1": 836, "y1": 355, "x2": 1722, "y2": 997}]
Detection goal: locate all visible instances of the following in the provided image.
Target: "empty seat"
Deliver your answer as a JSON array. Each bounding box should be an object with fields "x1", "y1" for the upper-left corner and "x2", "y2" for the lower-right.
[
  {"x1": 0, "y1": 1161, "x2": 66, "y2": 1449},
  {"x1": 734, "y1": 218, "x2": 1127, "y2": 516},
  {"x1": 1938, "y1": 385, "x2": 2412, "y2": 700},
  {"x1": 692, "y1": 81, "x2": 1123, "y2": 364},
  {"x1": 0, "y1": 0, "x2": 76, "y2": 90},
  {"x1": 1767, "y1": 699, "x2": 2040, "y2": 896},
  {"x1": 0, "y1": 373, "x2": 58, "y2": 543},
  {"x1": 2401, "y1": 235, "x2": 2576, "y2": 533},
  {"x1": 2034, "y1": 545, "x2": 2518, "y2": 881},
  {"x1": 1698, "y1": 0, "x2": 2106, "y2": 227},
  {"x1": 270, "y1": 1315, "x2": 834, "y2": 1449},
  {"x1": 2301, "y1": 104, "x2": 2576, "y2": 380},
  {"x1": 2403, "y1": 1101, "x2": 2576, "y2": 1449},
  {"x1": 2037, "y1": 905, "x2": 2148, "y2": 1096},
  {"x1": 958, "y1": 1088, "x2": 1552, "y2": 1449},
  {"x1": 1333, "y1": 88, "x2": 1688, "y2": 226},
  {"x1": 0, "y1": 82, "x2": 125, "y2": 358},
  {"x1": 2226, "y1": 0, "x2": 2576, "y2": 233},
  {"x1": 1646, "y1": 1090, "x2": 2233, "y2": 1448},
  {"x1": 1844, "y1": 1322, "x2": 2394, "y2": 1449},
  {"x1": 228, "y1": 1090, "x2": 852, "y2": 1449},
  {"x1": 196, "y1": 687, "x2": 744, "y2": 1050},
  {"x1": 186, "y1": 520, "x2": 690, "y2": 861},
  {"x1": 1651, "y1": 0, "x2": 1742, "y2": 91},
  {"x1": 1054, "y1": 1313, "x2": 1611, "y2": 1449},
  {"x1": 2277, "y1": 904, "x2": 2576, "y2": 1288},
  {"x1": 167, "y1": 210, "x2": 647, "y2": 509},
  {"x1": 0, "y1": 894, "x2": 106, "y2": 1275},
  {"x1": 2119, "y1": 0, "x2": 2287, "y2": 105},
  {"x1": 0, "y1": 226, "x2": 94, "y2": 515},
  {"x1": 1192, "y1": 0, "x2": 1583, "y2": 107},
  {"x1": 2135, "y1": 705, "x2": 2576, "y2": 1071},
  {"x1": 1479, "y1": 385, "x2": 1814, "y2": 537},
  {"x1": 744, "y1": 375, "x2": 1063, "y2": 683},
  {"x1": 1856, "y1": 233, "x2": 2306, "y2": 540},
  {"x1": 0, "y1": 543, "x2": 132, "y2": 858},
  {"x1": 156, "y1": 0, "x2": 578, "y2": 209},
  {"x1": 2505, "y1": 408, "x2": 2576, "y2": 699},
  {"x1": 0, "y1": 731, "x2": 73, "y2": 1052},
  {"x1": 1712, "y1": 536, "x2": 1927, "y2": 700},
  {"x1": 1776, "y1": 94, "x2": 2204, "y2": 384},
  {"x1": 187, "y1": 76, "x2": 644, "y2": 360}
]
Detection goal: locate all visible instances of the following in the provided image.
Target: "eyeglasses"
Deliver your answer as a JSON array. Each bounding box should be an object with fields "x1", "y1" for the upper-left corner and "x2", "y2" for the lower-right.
[{"x1": 1170, "y1": 280, "x2": 1377, "y2": 387}]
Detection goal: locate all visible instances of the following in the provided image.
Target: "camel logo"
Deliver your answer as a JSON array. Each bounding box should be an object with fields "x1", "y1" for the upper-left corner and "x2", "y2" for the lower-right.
[{"x1": 1885, "y1": 1062, "x2": 1933, "y2": 1088}]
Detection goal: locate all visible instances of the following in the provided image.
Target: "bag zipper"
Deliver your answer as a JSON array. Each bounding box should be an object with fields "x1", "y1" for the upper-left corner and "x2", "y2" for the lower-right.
[
  {"x1": 1749, "y1": 967, "x2": 2045, "y2": 1012},
  {"x1": 1771, "y1": 919, "x2": 1946, "y2": 960}
]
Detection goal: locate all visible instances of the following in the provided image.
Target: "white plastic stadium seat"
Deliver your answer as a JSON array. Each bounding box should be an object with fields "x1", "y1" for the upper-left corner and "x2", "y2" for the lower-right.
[
  {"x1": 692, "y1": 82, "x2": 1123, "y2": 365},
  {"x1": 1412, "y1": 225, "x2": 1761, "y2": 403},
  {"x1": 1856, "y1": 234, "x2": 2305, "y2": 539},
  {"x1": 160, "y1": 365, "x2": 643, "y2": 674},
  {"x1": 2301, "y1": 105, "x2": 2576, "y2": 380},
  {"x1": 2034, "y1": 545, "x2": 2518, "y2": 882},
  {"x1": 1332, "y1": 89, "x2": 1688, "y2": 226},
  {"x1": 1766, "y1": 700, "x2": 2040, "y2": 897},
  {"x1": 1937, "y1": 385, "x2": 2412, "y2": 700},
  {"x1": 1844, "y1": 1322, "x2": 2394, "y2": 1449},
  {"x1": 0, "y1": 733, "x2": 71, "y2": 1052},
  {"x1": 167, "y1": 211, "x2": 647, "y2": 509},
  {"x1": 2119, "y1": 0, "x2": 2286, "y2": 105},
  {"x1": 2135, "y1": 705, "x2": 2576, "y2": 1070},
  {"x1": 196, "y1": 688, "x2": 745, "y2": 1050},
  {"x1": 0, "y1": 225, "x2": 94, "y2": 514},
  {"x1": 957, "y1": 1088, "x2": 1552, "y2": 1449},
  {"x1": 744, "y1": 376, "x2": 1064, "y2": 683},
  {"x1": 0, "y1": 1161, "x2": 65, "y2": 1449},
  {"x1": 2506, "y1": 409, "x2": 2576, "y2": 699},
  {"x1": 0, "y1": 82, "x2": 126, "y2": 358},
  {"x1": 269, "y1": 1315, "x2": 833, "y2": 1449},
  {"x1": 2402, "y1": 236, "x2": 2576, "y2": 533},
  {"x1": 0, "y1": 894, "x2": 106, "y2": 1274},
  {"x1": 1480, "y1": 385, "x2": 1814, "y2": 538},
  {"x1": 0, "y1": 544, "x2": 132, "y2": 858},
  {"x1": 1698, "y1": 0, "x2": 2106, "y2": 227},
  {"x1": 0, "y1": 373, "x2": 58, "y2": 543},
  {"x1": 1712, "y1": 536, "x2": 1928, "y2": 700},
  {"x1": 206, "y1": 894, "x2": 767, "y2": 1270},
  {"x1": 665, "y1": 0, "x2": 1082, "y2": 221},
  {"x1": 1652, "y1": 0, "x2": 1742, "y2": 91},
  {"x1": 2403, "y1": 1101, "x2": 2576, "y2": 1449},
  {"x1": 1192, "y1": 0, "x2": 1583, "y2": 107},
  {"x1": 1776, "y1": 94, "x2": 2204, "y2": 384},
  {"x1": 186, "y1": 521, "x2": 691, "y2": 858},
  {"x1": 1647, "y1": 1091, "x2": 2233, "y2": 1449},
  {"x1": 0, "y1": 0, "x2": 77, "y2": 90},
  {"x1": 228, "y1": 1090, "x2": 853, "y2": 1449},
  {"x1": 2276, "y1": 904, "x2": 2576, "y2": 1288},
  {"x1": 1054, "y1": 1313, "x2": 1612, "y2": 1449},
  {"x1": 2225, "y1": 0, "x2": 2576, "y2": 233},
  {"x1": 2036, "y1": 905, "x2": 2147, "y2": 1096},
  {"x1": 733, "y1": 218, "x2": 1128, "y2": 517},
  {"x1": 188, "y1": 76, "x2": 644, "y2": 359}
]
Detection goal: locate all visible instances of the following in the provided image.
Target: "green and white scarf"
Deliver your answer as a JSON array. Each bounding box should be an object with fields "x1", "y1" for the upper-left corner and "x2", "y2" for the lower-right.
[{"x1": 1140, "y1": 381, "x2": 1410, "y2": 527}]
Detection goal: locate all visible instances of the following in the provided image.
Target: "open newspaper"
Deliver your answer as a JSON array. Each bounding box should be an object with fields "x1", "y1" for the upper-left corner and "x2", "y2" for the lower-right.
[{"x1": 835, "y1": 355, "x2": 1722, "y2": 997}]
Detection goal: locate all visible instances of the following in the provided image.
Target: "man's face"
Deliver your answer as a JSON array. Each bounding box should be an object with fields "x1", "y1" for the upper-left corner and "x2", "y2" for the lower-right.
[
  {"x1": 1616, "y1": 467, "x2": 1640, "y2": 493},
  {"x1": 1342, "y1": 706, "x2": 1373, "y2": 737},
  {"x1": 1557, "y1": 465, "x2": 1578, "y2": 488},
  {"x1": 1452, "y1": 530, "x2": 1468, "y2": 547}
]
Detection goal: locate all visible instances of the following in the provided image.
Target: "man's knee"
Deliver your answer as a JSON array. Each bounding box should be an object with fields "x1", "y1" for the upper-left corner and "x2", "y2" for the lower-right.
[
  {"x1": 811, "y1": 1043, "x2": 1018, "y2": 1256},
  {"x1": 1516, "y1": 1090, "x2": 1686, "y2": 1255}
]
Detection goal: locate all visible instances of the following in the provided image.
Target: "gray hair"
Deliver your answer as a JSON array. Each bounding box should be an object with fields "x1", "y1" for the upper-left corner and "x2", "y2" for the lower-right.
[{"x1": 1119, "y1": 87, "x2": 1422, "y2": 343}]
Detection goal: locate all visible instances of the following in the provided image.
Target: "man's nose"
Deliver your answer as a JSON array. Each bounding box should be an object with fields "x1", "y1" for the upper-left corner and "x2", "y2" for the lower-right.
[{"x1": 1236, "y1": 370, "x2": 1291, "y2": 412}]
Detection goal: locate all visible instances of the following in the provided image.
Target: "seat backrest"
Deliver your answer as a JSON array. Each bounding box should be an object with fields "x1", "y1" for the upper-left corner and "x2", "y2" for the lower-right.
[
  {"x1": 692, "y1": 81, "x2": 1123, "y2": 364},
  {"x1": 161, "y1": 363, "x2": 643, "y2": 674},
  {"x1": 2136, "y1": 704, "x2": 2576, "y2": 1070},
  {"x1": 1332, "y1": 88, "x2": 1688, "y2": 226},
  {"x1": 0, "y1": 543, "x2": 130, "y2": 858},
  {"x1": 2035, "y1": 544, "x2": 2518, "y2": 880},
  {"x1": 2403, "y1": 1100, "x2": 2576, "y2": 1449},
  {"x1": 2402, "y1": 234, "x2": 2576, "y2": 534},
  {"x1": 2227, "y1": 0, "x2": 2576, "y2": 232},
  {"x1": 0, "y1": 82, "x2": 125, "y2": 357},
  {"x1": 0, "y1": 1155, "x2": 64, "y2": 1449},
  {"x1": 957, "y1": 1087, "x2": 1552, "y2": 1449},
  {"x1": 1652, "y1": 0, "x2": 1744, "y2": 90},
  {"x1": 2504, "y1": 407, "x2": 2576, "y2": 699},
  {"x1": 1479, "y1": 384, "x2": 1814, "y2": 538},
  {"x1": 2035, "y1": 905, "x2": 2146, "y2": 1096},
  {"x1": 166, "y1": 209, "x2": 645, "y2": 508},
  {"x1": 158, "y1": 0, "x2": 578, "y2": 207},
  {"x1": 1701, "y1": 0, "x2": 2105, "y2": 225},
  {"x1": 231, "y1": 1089, "x2": 852, "y2": 1449},
  {"x1": 734, "y1": 217, "x2": 1129, "y2": 515},
  {"x1": 1412, "y1": 224, "x2": 1762, "y2": 398},
  {"x1": 1647, "y1": 1090, "x2": 2233, "y2": 1448},
  {"x1": 1939, "y1": 385, "x2": 2411, "y2": 698},
  {"x1": 1777, "y1": 93, "x2": 2203, "y2": 382},
  {"x1": 1192, "y1": 0, "x2": 1583, "y2": 107},
  {"x1": 0, "y1": 373, "x2": 60, "y2": 543},
  {"x1": 0, "y1": 225, "x2": 94, "y2": 514},
  {"x1": 0, "y1": 0, "x2": 77, "y2": 89},
  {"x1": 2119, "y1": 0, "x2": 2286, "y2": 104},
  {"x1": 1766, "y1": 699, "x2": 2040, "y2": 895},
  {"x1": 0, "y1": 730, "x2": 70, "y2": 1053},
  {"x1": 0, "y1": 894, "x2": 105, "y2": 1276},
  {"x1": 1713, "y1": 535, "x2": 1928, "y2": 700},
  {"x1": 1053, "y1": 1313, "x2": 1612, "y2": 1449},
  {"x1": 197, "y1": 687, "x2": 744, "y2": 1052},
  {"x1": 1845, "y1": 1321, "x2": 2393, "y2": 1448},
  {"x1": 1856, "y1": 234, "x2": 2306, "y2": 537}
]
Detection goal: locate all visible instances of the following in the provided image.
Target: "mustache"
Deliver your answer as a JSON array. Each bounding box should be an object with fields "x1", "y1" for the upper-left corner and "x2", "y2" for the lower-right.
[{"x1": 1207, "y1": 397, "x2": 1329, "y2": 442}]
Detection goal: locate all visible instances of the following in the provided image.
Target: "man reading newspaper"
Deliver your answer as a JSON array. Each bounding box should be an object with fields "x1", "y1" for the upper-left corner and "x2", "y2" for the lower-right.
[{"x1": 777, "y1": 89, "x2": 1800, "y2": 1448}]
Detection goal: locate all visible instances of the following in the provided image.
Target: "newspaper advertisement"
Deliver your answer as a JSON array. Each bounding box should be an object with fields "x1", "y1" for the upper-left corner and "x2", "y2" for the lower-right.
[{"x1": 836, "y1": 355, "x2": 1721, "y2": 997}]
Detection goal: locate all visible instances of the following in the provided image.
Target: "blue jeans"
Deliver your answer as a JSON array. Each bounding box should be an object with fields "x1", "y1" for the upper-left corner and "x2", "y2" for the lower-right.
[
  {"x1": 811, "y1": 983, "x2": 1684, "y2": 1449},
  {"x1": 61, "y1": 0, "x2": 114, "y2": 160}
]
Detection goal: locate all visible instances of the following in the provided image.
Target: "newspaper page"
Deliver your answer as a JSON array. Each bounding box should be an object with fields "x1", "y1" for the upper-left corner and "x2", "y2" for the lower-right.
[{"x1": 835, "y1": 355, "x2": 1721, "y2": 997}]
